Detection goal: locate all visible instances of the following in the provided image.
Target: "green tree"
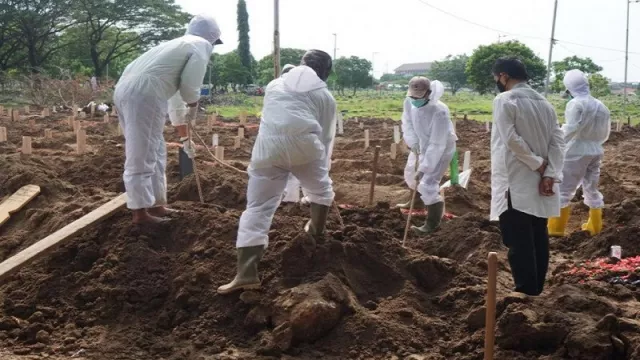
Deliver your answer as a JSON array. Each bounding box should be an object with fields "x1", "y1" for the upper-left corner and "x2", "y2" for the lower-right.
[
  {"x1": 466, "y1": 40, "x2": 547, "y2": 94},
  {"x1": 588, "y1": 73, "x2": 611, "y2": 97},
  {"x1": 429, "y1": 54, "x2": 469, "y2": 95},
  {"x1": 70, "y1": 0, "x2": 189, "y2": 78},
  {"x1": 551, "y1": 56, "x2": 603, "y2": 93},
  {"x1": 334, "y1": 56, "x2": 372, "y2": 95},
  {"x1": 0, "y1": 3, "x2": 26, "y2": 71},
  {"x1": 255, "y1": 48, "x2": 306, "y2": 85},
  {"x1": 379, "y1": 73, "x2": 405, "y2": 82},
  {"x1": 236, "y1": 0, "x2": 252, "y2": 84},
  {"x1": 215, "y1": 50, "x2": 251, "y2": 92},
  {"x1": 11, "y1": 0, "x2": 76, "y2": 73}
]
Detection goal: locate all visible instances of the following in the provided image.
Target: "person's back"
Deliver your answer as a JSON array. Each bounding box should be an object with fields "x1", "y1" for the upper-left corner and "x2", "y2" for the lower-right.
[
  {"x1": 116, "y1": 34, "x2": 212, "y2": 102},
  {"x1": 253, "y1": 65, "x2": 336, "y2": 169},
  {"x1": 563, "y1": 95, "x2": 610, "y2": 161}
]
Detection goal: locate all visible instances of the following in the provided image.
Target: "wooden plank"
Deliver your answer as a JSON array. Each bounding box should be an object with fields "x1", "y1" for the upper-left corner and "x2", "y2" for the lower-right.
[
  {"x1": 0, "y1": 193, "x2": 127, "y2": 283},
  {"x1": 21, "y1": 136, "x2": 32, "y2": 155},
  {"x1": 0, "y1": 185, "x2": 41, "y2": 228}
]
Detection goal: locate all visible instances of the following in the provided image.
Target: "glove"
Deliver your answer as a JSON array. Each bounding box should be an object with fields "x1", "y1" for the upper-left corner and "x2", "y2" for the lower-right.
[
  {"x1": 185, "y1": 106, "x2": 198, "y2": 124},
  {"x1": 180, "y1": 136, "x2": 196, "y2": 159},
  {"x1": 411, "y1": 144, "x2": 420, "y2": 154}
]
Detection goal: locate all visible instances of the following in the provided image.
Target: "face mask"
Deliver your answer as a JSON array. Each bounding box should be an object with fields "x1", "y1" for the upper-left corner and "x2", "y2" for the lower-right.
[
  {"x1": 496, "y1": 79, "x2": 507, "y2": 93},
  {"x1": 410, "y1": 98, "x2": 429, "y2": 108}
]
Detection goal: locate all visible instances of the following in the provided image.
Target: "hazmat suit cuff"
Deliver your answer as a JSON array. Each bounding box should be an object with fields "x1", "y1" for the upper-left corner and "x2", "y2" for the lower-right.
[{"x1": 524, "y1": 156, "x2": 544, "y2": 172}]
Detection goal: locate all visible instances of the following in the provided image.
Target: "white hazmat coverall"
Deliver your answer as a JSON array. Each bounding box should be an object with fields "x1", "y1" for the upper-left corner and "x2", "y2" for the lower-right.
[
  {"x1": 113, "y1": 15, "x2": 221, "y2": 210},
  {"x1": 237, "y1": 65, "x2": 337, "y2": 249},
  {"x1": 402, "y1": 81, "x2": 458, "y2": 206},
  {"x1": 559, "y1": 70, "x2": 611, "y2": 208}
]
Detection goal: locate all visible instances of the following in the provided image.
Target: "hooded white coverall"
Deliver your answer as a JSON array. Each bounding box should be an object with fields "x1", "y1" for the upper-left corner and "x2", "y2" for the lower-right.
[
  {"x1": 113, "y1": 15, "x2": 221, "y2": 210},
  {"x1": 237, "y1": 65, "x2": 337, "y2": 249},
  {"x1": 402, "y1": 81, "x2": 458, "y2": 205},
  {"x1": 559, "y1": 70, "x2": 611, "y2": 208}
]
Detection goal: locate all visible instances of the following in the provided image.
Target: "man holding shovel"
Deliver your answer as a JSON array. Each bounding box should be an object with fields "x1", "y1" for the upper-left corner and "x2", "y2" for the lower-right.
[{"x1": 398, "y1": 77, "x2": 458, "y2": 235}]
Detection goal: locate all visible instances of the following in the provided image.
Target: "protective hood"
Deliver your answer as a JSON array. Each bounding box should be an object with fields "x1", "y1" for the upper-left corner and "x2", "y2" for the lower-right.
[
  {"x1": 283, "y1": 65, "x2": 327, "y2": 93},
  {"x1": 186, "y1": 14, "x2": 222, "y2": 45},
  {"x1": 429, "y1": 80, "x2": 445, "y2": 102},
  {"x1": 563, "y1": 69, "x2": 590, "y2": 98}
]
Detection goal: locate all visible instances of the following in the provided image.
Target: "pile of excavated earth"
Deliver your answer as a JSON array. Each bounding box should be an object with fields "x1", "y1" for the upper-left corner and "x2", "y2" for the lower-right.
[{"x1": 0, "y1": 109, "x2": 639, "y2": 359}]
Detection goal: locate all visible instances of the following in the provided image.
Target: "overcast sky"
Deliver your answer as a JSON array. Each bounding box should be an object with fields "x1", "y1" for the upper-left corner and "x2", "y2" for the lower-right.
[{"x1": 176, "y1": 0, "x2": 640, "y2": 82}]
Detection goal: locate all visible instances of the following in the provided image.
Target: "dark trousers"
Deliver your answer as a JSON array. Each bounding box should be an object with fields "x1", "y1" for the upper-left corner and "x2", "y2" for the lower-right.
[{"x1": 498, "y1": 194, "x2": 549, "y2": 296}]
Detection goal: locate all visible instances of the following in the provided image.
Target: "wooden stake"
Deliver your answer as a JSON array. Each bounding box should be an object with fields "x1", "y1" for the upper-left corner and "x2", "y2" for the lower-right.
[
  {"x1": 337, "y1": 113, "x2": 344, "y2": 135},
  {"x1": 111, "y1": 105, "x2": 117, "y2": 116},
  {"x1": 238, "y1": 126, "x2": 245, "y2": 138},
  {"x1": 22, "y1": 136, "x2": 32, "y2": 155},
  {"x1": 73, "y1": 120, "x2": 81, "y2": 134},
  {"x1": 0, "y1": 127, "x2": 7, "y2": 142},
  {"x1": 484, "y1": 252, "x2": 498, "y2": 360},
  {"x1": 90, "y1": 103, "x2": 95, "y2": 117},
  {"x1": 52, "y1": 106, "x2": 56, "y2": 113},
  {"x1": 76, "y1": 129, "x2": 86, "y2": 154},
  {"x1": 117, "y1": 123, "x2": 122, "y2": 135},
  {"x1": 359, "y1": 122, "x2": 364, "y2": 129},
  {"x1": 0, "y1": 105, "x2": 4, "y2": 116},
  {"x1": 364, "y1": 129, "x2": 370, "y2": 149},
  {"x1": 0, "y1": 193, "x2": 127, "y2": 283},
  {"x1": 215, "y1": 146, "x2": 225, "y2": 161},
  {"x1": 239, "y1": 110, "x2": 247, "y2": 124},
  {"x1": 207, "y1": 115, "x2": 215, "y2": 131},
  {"x1": 24, "y1": 105, "x2": 30, "y2": 114},
  {"x1": 390, "y1": 143, "x2": 397, "y2": 160},
  {"x1": 393, "y1": 125, "x2": 400, "y2": 144},
  {"x1": 234, "y1": 136, "x2": 241, "y2": 149},
  {"x1": 103, "y1": 114, "x2": 109, "y2": 123},
  {"x1": 486, "y1": 121, "x2": 491, "y2": 132},
  {"x1": 452, "y1": 116, "x2": 457, "y2": 133},
  {"x1": 44, "y1": 129, "x2": 53, "y2": 139},
  {"x1": 68, "y1": 116, "x2": 74, "y2": 128},
  {"x1": 212, "y1": 133, "x2": 219, "y2": 147},
  {"x1": 10, "y1": 109, "x2": 15, "y2": 122},
  {"x1": 463, "y1": 151, "x2": 471, "y2": 172},
  {"x1": 28, "y1": 119, "x2": 36, "y2": 128},
  {"x1": 41, "y1": 110, "x2": 46, "y2": 117},
  {"x1": 44, "y1": 108, "x2": 50, "y2": 117},
  {"x1": 616, "y1": 120, "x2": 622, "y2": 132},
  {"x1": 368, "y1": 146, "x2": 381, "y2": 205}
]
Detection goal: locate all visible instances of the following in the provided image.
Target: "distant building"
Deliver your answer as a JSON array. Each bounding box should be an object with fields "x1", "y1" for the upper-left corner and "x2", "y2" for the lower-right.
[{"x1": 394, "y1": 62, "x2": 432, "y2": 77}]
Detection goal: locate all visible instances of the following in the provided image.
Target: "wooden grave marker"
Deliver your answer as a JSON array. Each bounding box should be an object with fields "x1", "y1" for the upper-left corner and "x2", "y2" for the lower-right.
[
  {"x1": 390, "y1": 143, "x2": 397, "y2": 160},
  {"x1": 76, "y1": 129, "x2": 87, "y2": 154},
  {"x1": 44, "y1": 129, "x2": 53, "y2": 139},
  {"x1": 364, "y1": 129, "x2": 370, "y2": 149},
  {"x1": 22, "y1": 136, "x2": 32, "y2": 155},
  {"x1": 0, "y1": 127, "x2": 7, "y2": 142}
]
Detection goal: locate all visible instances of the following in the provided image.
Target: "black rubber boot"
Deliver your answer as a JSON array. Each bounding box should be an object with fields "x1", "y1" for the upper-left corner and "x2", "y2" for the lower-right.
[
  {"x1": 217, "y1": 245, "x2": 264, "y2": 294},
  {"x1": 412, "y1": 201, "x2": 444, "y2": 235}
]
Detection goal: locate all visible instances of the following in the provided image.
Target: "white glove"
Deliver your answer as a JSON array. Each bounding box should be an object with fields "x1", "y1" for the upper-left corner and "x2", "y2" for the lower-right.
[
  {"x1": 185, "y1": 106, "x2": 198, "y2": 124},
  {"x1": 411, "y1": 144, "x2": 420, "y2": 154},
  {"x1": 180, "y1": 137, "x2": 196, "y2": 159}
]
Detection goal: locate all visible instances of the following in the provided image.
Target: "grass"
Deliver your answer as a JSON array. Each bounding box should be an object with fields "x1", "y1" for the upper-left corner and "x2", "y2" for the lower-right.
[{"x1": 207, "y1": 91, "x2": 640, "y2": 125}]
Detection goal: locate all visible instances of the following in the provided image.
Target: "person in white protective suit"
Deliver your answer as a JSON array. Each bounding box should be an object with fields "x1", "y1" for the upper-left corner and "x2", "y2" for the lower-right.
[
  {"x1": 397, "y1": 77, "x2": 457, "y2": 235},
  {"x1": 113, "y1": 14, "x2": 222, "y2": 224},
  {"x1": 547, "y1": 69, "x2": 611, "y2": 237},
  {"x1": 218, "y1": 50, "x2": 336, "y2": 294},
  {"x1": 490, "y1": 57, "x2": 565, "y2": 296}
]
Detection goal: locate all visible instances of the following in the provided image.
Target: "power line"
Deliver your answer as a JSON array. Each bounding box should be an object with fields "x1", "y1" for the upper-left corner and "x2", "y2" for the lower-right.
[{"x1": 414, "y1": 0, "x2": 640, "y2": 55}]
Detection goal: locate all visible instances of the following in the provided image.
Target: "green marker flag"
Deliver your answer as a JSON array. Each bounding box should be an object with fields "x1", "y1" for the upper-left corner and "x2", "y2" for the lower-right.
[{"x1": 449, "y1": 150, "x2": 459, "y2": 186}]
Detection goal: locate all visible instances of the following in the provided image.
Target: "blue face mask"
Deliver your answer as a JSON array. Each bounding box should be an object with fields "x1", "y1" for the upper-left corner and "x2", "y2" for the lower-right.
[{"x1": 410, "y1": 98, "x2": 429, "y2": 108}]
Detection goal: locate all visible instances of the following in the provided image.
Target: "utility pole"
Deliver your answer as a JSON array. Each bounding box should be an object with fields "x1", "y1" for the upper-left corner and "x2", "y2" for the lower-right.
[
  {"x1": 274, "y1": 0, "x2": 281, "y2": 78},
  {"x1": 371, "y1": 52, "x2": 379, "y2": 89},
  {"x1": 332, "y1": 33, "x2": 337, "y2": 60},
  {"x1": 624, "y1": 0, "x2": 639, "y2": 123},
  {"x1": 544, "y1": 0, "x2": 559, "y2": 97}
]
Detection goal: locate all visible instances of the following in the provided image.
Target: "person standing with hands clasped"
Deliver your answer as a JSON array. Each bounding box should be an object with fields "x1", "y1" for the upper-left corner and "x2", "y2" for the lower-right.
[{"x1": 490, "y1": 57, "x2": 565, "y2": 296}]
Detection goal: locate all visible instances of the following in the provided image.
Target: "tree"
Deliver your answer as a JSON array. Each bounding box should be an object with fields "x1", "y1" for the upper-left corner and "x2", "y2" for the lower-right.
[
  {"x1": 236, "y1": 0, "x2": 252, "y2": 84},
  {"x1": 214, "y1": 50, "x2": 251, "y2": 92},
  {"x1": 466, "y1": 40, "x2": 547, "y2": 94},
  {"x1": 551, "y1": 56, "x2": 603, "y2": 93},
  {"x1": 70, "y1": 0, "x2": 189, "y2": 78},
  {"x1": 11, "y1": 0, "x2": 76, "y2": 73},
  {"x1": 0, "y1": 3, "x2": 26, "y2": 71},
  {"x1": 588, "y1": 73, "x2": 611, "y2": 97},
  {"x1": 429, "y1": 54, "x2": 469, "y2": 95},
  {"x1": 334, "y1": 56, "x2": 372, "y2": 95},
  {"x1": 255, "y1": 48, "x2": 306, "y2": 85}
]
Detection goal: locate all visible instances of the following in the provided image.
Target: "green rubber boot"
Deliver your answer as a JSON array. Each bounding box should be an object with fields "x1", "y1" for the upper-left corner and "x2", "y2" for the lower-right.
[
  {"x1": 217, "y1": 245, "x2": 264, "y2": 295},
  {"x1": 412, "y1": 201, "x2": 445, "y2": 235},
  {"x1": 304, "y1": 203, "x2": 330, "y2": 245}
]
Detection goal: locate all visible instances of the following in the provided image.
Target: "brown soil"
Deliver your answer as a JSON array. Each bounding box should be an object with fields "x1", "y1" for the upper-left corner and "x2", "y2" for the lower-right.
[{"x1": 0, "y1": 110, "x2": 639, "y2": 359}]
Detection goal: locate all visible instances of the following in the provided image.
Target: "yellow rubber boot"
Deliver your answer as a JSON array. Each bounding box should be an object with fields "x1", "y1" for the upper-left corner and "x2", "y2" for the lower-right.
[
  {"x1": 548, "y1": 206, "x2": 571, "y2": 237},
  {"x1": 582, "y1": 208, "x2": 603, "y2": 236}
]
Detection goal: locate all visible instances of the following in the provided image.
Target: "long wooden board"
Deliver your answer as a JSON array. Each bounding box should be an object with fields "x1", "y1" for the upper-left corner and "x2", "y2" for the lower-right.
[
  {"x1": 0, "y1": 193, "x2": 127, "y2": 282},
  {"x1": 0, "y1": 185, "x2": 41, "y2": 227}
]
